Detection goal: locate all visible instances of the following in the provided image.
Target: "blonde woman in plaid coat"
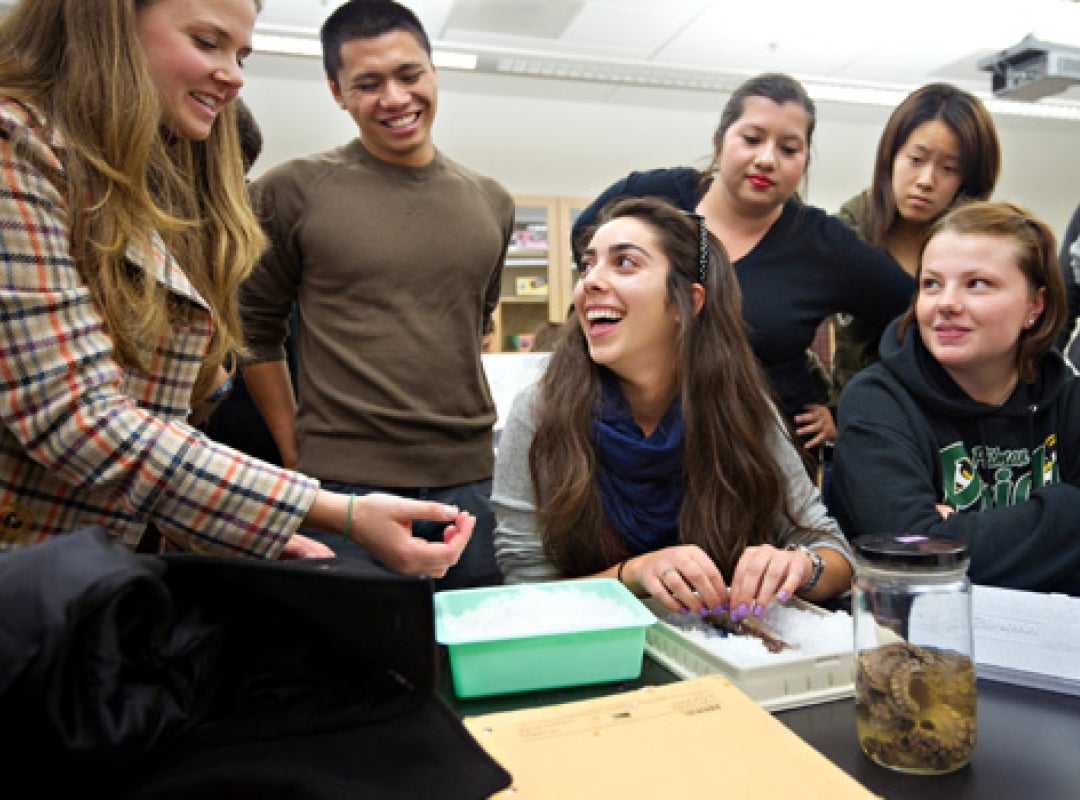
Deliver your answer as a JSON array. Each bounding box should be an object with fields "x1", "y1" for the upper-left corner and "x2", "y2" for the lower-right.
[{"x1": 0, "y1": 0, "x2": 474, "y2": 576}]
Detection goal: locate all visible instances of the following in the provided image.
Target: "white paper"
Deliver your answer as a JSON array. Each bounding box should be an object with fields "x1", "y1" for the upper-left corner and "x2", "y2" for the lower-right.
[{"x1": 972, "y1": 584, "x2": 1080, "y2": 695}]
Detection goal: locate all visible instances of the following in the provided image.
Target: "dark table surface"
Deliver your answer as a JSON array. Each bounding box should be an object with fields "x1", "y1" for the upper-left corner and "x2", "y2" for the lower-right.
[{"x1": 443, "y1": 653, "x2": 1080, "y2": 800}]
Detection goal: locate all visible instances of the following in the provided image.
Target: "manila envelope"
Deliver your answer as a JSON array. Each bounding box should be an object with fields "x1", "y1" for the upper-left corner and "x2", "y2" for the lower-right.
[{"x1": 463, "y1": 674, "x2": 879, "y2": 798}]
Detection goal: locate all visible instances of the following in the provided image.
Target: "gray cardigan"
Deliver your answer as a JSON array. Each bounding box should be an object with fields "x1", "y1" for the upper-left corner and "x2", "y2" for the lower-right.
[{"x1": 492, "y1": 382, "x2": 853, "y2": 584}]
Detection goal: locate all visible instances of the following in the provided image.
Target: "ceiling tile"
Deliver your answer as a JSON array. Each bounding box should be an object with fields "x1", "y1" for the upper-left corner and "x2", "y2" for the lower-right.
[
  {"x1": 444, "y1": 0, "x2": 585, "y2": 39},
  {"x1": 558, "y1": 1, "x2": 710, "y2": 59},
  {"x1": 249, "y1": 0, "x2": 1080, "y2": 113}
]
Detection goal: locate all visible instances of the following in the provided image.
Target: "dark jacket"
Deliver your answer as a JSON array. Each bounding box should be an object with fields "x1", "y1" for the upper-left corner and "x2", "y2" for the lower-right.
[
  {"x1": 0, "y1": 528, "x2": 510, "y2": 798},
  {"x1": 834, "y1": 319, "x2": 1080, "y2": 594}
]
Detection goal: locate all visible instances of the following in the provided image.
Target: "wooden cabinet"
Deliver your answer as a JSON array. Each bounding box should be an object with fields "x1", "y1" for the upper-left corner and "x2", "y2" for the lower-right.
[{"x1": 489, "y1": 195, "x2": 591, "y2": 352}]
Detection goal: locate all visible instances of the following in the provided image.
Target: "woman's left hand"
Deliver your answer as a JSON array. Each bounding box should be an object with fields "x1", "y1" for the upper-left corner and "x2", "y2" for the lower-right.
[
  {"x1": 727, "y1": 544, "x2": 809, "y2": 621},
  {"x1": 794, "y1": 403, "x2": 836, "y2": 450},
  {"x1": 279, "y1": 533, "x2": 335, "y2": 559}
]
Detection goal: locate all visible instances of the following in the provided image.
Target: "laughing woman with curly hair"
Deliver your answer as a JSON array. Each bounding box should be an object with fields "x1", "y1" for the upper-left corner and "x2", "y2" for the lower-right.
[{"x1": 494, "y1": 198, "x2": 853, "y2": 620}]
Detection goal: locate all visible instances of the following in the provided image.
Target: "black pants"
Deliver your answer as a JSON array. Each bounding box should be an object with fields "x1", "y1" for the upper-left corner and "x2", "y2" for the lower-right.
[{"x1": 305, "y1": 479, "x2": 502, "y2": 590}]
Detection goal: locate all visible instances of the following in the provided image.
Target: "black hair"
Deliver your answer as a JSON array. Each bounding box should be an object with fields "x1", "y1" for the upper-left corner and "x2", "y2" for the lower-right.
[{"x1": 321, "y1": 0, "x2": 432, "y2": 85}]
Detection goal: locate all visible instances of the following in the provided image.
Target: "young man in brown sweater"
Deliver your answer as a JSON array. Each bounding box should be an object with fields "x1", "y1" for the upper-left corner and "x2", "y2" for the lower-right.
[{"x1": 241, "y1": 0, "x2": 514, "y2": 588}]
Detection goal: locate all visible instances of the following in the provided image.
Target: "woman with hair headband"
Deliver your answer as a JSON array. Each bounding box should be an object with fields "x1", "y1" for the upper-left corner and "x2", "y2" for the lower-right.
[{"x1": 494, "y1": 197, "x2": 852, "y2": 619}]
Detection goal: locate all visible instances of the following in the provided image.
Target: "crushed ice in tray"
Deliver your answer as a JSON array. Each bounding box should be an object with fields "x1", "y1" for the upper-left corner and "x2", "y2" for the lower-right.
[
  {"x1": 440, "y1": 584, "x2": 644, "y2": 640},
  {"x1": 659, "y1": 602, "x2": 853, "y2": 666}
]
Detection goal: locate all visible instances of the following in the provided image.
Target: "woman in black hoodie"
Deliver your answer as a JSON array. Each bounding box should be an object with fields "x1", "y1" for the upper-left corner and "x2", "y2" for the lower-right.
[{"x1": 834, "y1": 201, "x2": 1080, "y2": 594}]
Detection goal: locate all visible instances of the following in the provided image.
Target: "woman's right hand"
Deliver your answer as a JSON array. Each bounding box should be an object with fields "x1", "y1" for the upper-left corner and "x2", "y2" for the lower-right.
[
  {"x1": 304, "y1": 490, "x2": 474, "y2": 578},
  {"x1": 347, "y1": 492, "x2": 474, "y2": 578},
  {"x1": 621, "y1": 545, "x2": 730, "y2": 615},
  {"x1": 795, "y1": 403, "x2": 836, "y2": 450}
]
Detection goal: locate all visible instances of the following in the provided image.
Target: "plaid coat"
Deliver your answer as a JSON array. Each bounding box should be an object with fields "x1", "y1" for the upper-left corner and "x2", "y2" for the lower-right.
[{"x1": 0, "y1": 99, "x2": 318, "y2": 556}]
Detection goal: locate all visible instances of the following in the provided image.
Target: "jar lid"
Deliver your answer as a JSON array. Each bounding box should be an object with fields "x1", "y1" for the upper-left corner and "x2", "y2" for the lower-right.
[{"x1": 852, "y1": 534, "x2": 969, "y2": 569}]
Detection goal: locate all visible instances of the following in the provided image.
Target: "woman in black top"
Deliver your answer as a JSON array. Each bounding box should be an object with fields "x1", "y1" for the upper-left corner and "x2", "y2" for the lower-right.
[{"x1": 574, "y1": 73, "x2": 914, "y2": 466}]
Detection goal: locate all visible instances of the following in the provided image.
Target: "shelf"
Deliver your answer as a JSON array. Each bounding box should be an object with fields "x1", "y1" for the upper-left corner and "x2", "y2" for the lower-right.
[
  {"x1": 499, "y1": 295, "x2": 549, "y2": 304},
  {"x1": 489, "y1": 194, "x2": 590, "y2": 353}
]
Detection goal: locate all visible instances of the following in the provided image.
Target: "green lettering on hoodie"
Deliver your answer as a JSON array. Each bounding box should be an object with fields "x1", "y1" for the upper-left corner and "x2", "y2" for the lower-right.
[{"x1": 939, "y1": 436, "x2": 1059, "y2": 512}]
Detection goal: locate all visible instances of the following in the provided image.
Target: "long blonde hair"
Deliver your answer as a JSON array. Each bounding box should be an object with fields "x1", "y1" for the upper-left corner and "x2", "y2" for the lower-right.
[{"x1": 0, "y1": 0, "x2": 265, "y2": 403}]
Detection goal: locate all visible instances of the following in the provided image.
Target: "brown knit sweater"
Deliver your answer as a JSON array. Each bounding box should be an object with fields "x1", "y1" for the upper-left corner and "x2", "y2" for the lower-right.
[{"x1": 242, "y1": 140, "x2": 514, "y2": 487}]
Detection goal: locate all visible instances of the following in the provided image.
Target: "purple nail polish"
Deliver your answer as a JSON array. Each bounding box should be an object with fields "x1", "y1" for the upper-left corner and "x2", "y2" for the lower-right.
[
  {"x1": 698, "y1": 606, "x2": 710, "y2": 617},
  {"x1": 737, "y1": 603, "x2": 748, "y2": 618},
  {"x1": 777, "y1": 590, "x2": 790, "y2": 601},
  {"x1": 752, "y1": 603, "x2": 764, "y2": 617},
  {"x1": 712, "y1": 604, "x2": 728, "y2": 615}
]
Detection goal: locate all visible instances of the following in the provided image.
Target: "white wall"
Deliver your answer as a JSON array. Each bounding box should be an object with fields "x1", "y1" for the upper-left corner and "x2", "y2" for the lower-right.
[{"x1": 242, "y1": 54, "x2": 1080, "y2": 237}]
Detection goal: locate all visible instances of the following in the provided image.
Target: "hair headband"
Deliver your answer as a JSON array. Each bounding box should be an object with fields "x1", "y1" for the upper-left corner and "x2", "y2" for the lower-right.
[{"x1": 683, "y1": 212, "x2": 709, "y2": 284}]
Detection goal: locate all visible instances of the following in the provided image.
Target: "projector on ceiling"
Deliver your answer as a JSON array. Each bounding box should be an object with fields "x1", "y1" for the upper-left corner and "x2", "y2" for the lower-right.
[{"x1": 978, "y1": 35, "x2": 1080, "y2": 101}]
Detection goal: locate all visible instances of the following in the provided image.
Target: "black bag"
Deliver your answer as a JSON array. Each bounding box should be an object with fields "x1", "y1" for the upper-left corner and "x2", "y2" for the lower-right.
[{"x1": 0, "y1": 527, "x2": 510, "y2": 798}]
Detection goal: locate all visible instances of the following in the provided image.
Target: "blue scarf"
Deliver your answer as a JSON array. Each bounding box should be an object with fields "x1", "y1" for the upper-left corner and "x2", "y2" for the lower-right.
[{"x1": 592, "y1": 374, "x2": 684, "y2": 554}]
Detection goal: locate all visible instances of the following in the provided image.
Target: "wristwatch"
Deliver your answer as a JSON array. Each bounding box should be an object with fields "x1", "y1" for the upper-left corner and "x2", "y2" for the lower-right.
[{"x1": 787, "y1": 544, "x2": 825, "y2": 593}]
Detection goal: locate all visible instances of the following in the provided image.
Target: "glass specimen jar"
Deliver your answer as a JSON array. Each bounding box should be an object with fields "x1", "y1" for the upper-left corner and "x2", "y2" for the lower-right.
[{"x1": 852, "y1": 534, "x2": 976, "y2": 774}]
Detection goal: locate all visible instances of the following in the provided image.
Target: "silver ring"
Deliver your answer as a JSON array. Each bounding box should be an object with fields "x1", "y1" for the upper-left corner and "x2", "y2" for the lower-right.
[{"x1": 659, "y1": 567, "x2": 678, "y2": 583}]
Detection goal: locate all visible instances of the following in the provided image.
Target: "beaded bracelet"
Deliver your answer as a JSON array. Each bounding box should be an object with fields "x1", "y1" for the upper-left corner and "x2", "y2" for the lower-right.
[{"x1": 343, "y1": 493, "x2": 355, "y2": 542}]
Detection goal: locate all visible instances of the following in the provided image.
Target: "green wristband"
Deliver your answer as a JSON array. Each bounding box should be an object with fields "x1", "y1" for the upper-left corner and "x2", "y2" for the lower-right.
[{"x1": 343, "y1": 493, "x2": 355, "y2": 542}]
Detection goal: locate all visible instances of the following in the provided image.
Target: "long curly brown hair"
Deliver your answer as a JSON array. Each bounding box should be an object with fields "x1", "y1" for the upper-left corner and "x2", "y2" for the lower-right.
[{"x1": 530, "y1": 197, "x2": 818, "y2": 579}]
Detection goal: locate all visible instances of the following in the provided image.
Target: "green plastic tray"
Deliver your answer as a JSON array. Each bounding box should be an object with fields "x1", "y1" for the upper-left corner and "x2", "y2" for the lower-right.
[{"x1": 435, "y1": 578, "x2": 656, "y2": 698}]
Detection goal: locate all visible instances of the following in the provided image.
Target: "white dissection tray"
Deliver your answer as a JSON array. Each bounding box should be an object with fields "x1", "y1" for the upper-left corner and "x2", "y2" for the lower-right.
[{"x1": 643, "y1": 597, "x2": 855, "y2": 712}]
